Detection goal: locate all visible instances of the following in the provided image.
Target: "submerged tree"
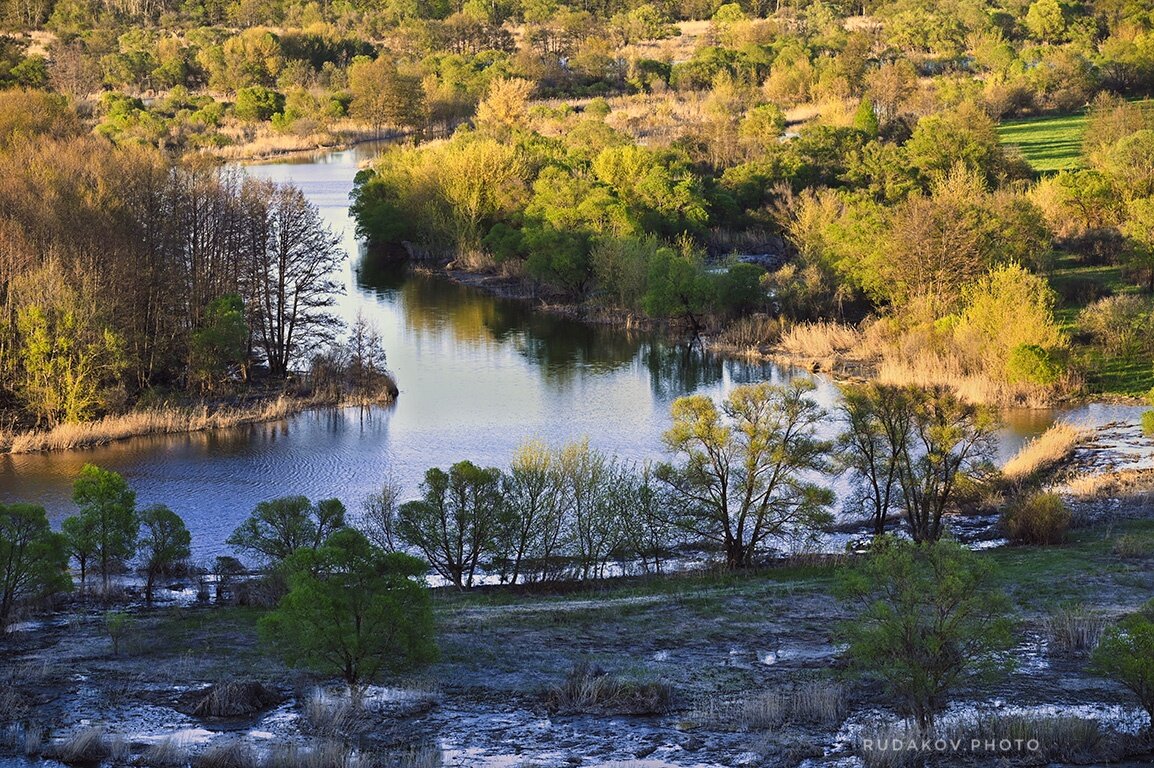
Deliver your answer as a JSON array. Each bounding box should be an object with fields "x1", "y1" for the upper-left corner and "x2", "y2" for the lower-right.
[
  {"x1": 137, "y1": 504, "x2": 192, "y2": 605},
  {"x1": 259, "y1": 529, "x2": 437, "y2": 688},
  {"x1": 71, "y1": 464, "x2": 138, "y2": 595},
  {"x1": 837, "y1": 537, "x2": 1015, "y2": 732},
  {"x1": 0, "y1": 502, "x2": 70, "y2": 626},
  {"x1": 395, "y1": 460, "x2": 503, "y2": 589},
  {"x1": 837, "y1": 383, "x2": 913, "y2": 537},
  {"x1": 897, "y1": 387, "x2": 998, "y2": 543},
  {"x1": 658, "y1": 380, "x2": 834, "y2": 568},
  {"x1": 227, "y1": 495, "x2": 346, "y2": 567}
]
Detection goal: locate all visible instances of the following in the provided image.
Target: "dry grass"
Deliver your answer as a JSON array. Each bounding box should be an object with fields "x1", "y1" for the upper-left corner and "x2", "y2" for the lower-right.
[
  {"x1": 740, "y1": 680, "x2": 845, "y2": 730},
  {"x1": 193, "y1": 680, "x2": 280, "y2": 718},
  {"x1": 547, "y1": 660, "x2": 673, "y2": 715},
  {"x1": 875, "y1": 351, "x2": 1053, "y2": 406},
  {"x1": 1113, "y1": 532, "x2": 1154, "y2": 558},
  {"x1": 1066, "y1": 468, "x2": 1154, "y2": 501},
  {"x1": 779, "y1": 321, "x2": 863, "y2": 359},
  {"x1": 6, "y1": 397, "x2": 300, "y2": 454},
  {"x1": 1044, "y1": 605, "x2": 1109, "y2": 657},
  {"x1": 714, "y1": 315, "x2": 783, "y2": 351},
  {"x1": 49, "y1": 727, "x2": 109, "y2": 765},
  {"x1": 303, "y1": 689, "x2": 373, "y2": 737},
  {"x1": 1002, "y1": 491, "x2": 1073, "y2": 545},
  {"x1": 1001, "y1": 421, "x2": 1090, "y2": 484},
  {"x1": 193, "y1": 739, "x2": 257, "y2": 768},
  {"x1": 142, "y1": 737, "x2": 190, "y2": 768}
]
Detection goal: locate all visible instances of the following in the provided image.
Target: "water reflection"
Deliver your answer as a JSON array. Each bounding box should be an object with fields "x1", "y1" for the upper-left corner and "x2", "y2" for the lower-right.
[{"x1": 2, "y1": 144, "x2": 1144, "y2": 560}]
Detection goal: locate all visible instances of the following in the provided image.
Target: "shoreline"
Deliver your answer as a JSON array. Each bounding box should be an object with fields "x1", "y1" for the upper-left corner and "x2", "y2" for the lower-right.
[
  {"x1": 411, "y1": 261, "x2": 1144, "y2": 409},
  {"x1": 0, "y1": 389, "x2": 396, "y2": 456}
]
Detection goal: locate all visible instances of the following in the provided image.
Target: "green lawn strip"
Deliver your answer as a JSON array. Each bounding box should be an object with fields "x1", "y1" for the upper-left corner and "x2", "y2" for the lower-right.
[{"x1": 997, "y1": 112, "x2": 1088, "y2": 174}]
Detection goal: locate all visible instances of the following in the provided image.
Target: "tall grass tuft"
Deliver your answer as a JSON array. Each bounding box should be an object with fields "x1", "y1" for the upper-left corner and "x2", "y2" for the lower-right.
[
  {"x1": 547, "y1": 660, "x2": 673, "y2": 715},
  {"x1": 1002, "y1": 492, "x2": 1073, "y2": 545},
  {"x1": 193, "y1": 739, "x2": 256, "y2": 768},
  {"x1": 1044, "y1": 605, "x2": 1108, "y2": 657},
  {"x1": 1001, "y1": 421, "x2": 1089, "y2": 484},
  {"x1": 740, "y1": 681, "x2": 845, "y2": 730},
  {"x1": 50, "y1": 727, "x2": 109, "y2": 765}
]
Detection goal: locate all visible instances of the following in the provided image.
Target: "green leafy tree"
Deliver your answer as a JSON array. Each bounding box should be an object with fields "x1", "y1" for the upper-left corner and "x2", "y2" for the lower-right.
[
  {"x1": 347, "y1": 55, "x2": 426, "y2": 134},
  {"x1": 259, "y1": 529, "x2": 437, "y2": 688},
  {"x1": 1091, "y1": 609, "x2": 1154, "y2": 725},
  {"x1": 61, "y1": 514, "x2": 96, "y2": 589},
  {"x1": 837, "y1": 384, "x2": 913, "y2": 537},
  {"x1": 233, "y1": 85, "x2": 285, "y2": 121},
  {"x1": 0, "y1": 503, "x2": 70, "y2": 626},
  {"x1": 895, "y1": 387, "x2": 998, "y2": 543},
  {"x1": 189, "y1": 294, "x2": 248, "y2": 392},
  {"x1": 227, "y1": 496, "x2": 346, "y2": 567},
  {"x1": 137, "y1": 504, "x2": 191, "y2": 606},
  {"x1": 657, "y1": 380, "x2": 834, "y2": 569},
  {"x1": 395, "y1": 461, "x2": 503, "y2": 589},
  {"x1": 1122, "y1": 196, "x2": 1154, "y2": 291},
  {"x1": 71, "y1": 464, "x2": 138, "y2": 595},
  {"x1": 837, "y1": 537, "x2": 1015, "y2": 732}
]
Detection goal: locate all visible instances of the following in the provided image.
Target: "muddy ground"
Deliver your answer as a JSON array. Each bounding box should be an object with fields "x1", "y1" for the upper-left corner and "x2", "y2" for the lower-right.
[{"x1": 3, "y1": 423, "x2": 1154, "y2": 768}]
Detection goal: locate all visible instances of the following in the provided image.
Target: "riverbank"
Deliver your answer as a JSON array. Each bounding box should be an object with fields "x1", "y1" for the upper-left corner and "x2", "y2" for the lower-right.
[
  {"x1": 3, "y1": 514, "x2": 1154, "y2": 768},
  {"x1": 0, "y1": 384, "x2": 397, "y2": 455}
]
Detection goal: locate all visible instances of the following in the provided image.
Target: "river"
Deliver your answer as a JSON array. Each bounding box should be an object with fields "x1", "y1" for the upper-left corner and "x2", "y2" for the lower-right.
[{"x1": 0, "y1": 143, "x2": 1144, "y2": 560}]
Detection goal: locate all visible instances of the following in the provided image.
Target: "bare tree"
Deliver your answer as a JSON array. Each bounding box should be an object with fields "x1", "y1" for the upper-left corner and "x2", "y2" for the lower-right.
[{"x1": 244, "y1": 182, "x2": 345, "y2": 377}]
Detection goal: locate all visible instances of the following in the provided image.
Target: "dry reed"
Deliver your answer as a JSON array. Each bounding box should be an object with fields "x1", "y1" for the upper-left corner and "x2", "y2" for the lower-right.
[
  {"x1": 1001, "y1": 421, "x2": 1089, "y2": 483},
  {"x1": 779, "y1": 321, "x2": 863, "y2": 359},
  {"x1": 6, "y1": 397, "x2": 300, "y2": 454}
]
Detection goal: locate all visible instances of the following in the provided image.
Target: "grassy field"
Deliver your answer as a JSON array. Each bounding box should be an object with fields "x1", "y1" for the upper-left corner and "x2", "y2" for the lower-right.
[{"x1": 997, "y1": 112, "x2": 1087, "y2": 173}]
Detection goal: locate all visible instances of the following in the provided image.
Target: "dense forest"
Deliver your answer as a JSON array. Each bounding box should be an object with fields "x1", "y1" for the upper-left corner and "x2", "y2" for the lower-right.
[{"x1": 3, "y1": 0, "x2": 1154, "y2": 436}]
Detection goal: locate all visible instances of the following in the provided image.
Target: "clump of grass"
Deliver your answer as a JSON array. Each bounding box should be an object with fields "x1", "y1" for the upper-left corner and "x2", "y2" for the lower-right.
[
  {"x1": 265, "y1": 740, "x2": 358, "y2": 768},
  {"x1": 6, "y1": 397, "x2": 301, "y2": 454},
  {"x1": 1044, "y1": 605, "x2": 1108, "y2": 657},
  {"x1": 142, "y1": 737, "x2": 189, "y2": 768},
  {"x1": 193, "y1": 681, "x2": 279, "y2": 718},
  {"x1": 49, "y1": 727, "x2": 109, "y2": 765},
  {"x1": 942, "y1": 713, "x2": 1121, "y2": 763},
  {"x1": 740, "y1": 681, "x2": 845, "y2": 730},
  {"x1": 546, "y1": 659, "x2": 673, "y2": 715},
  {"x1": 856, "y1": 722, "x2": 923, "y2": 768},
  {"x1": 193, "y1": 739, "x2": 256, "y2": 768},
  {"x1": 1001, "y1": 421, "x2": 1089, "y2": 484},
  {"x1": 715, "y1": 315, "x2": 782, "y2": 350},
  {"x1": 1113, "y1": 532, "x2": 1154, "y2": 558},
  {"x1": 396, "y1": 743, "x2": 442, "y2": 768},
  {"x1": 303, "y1": 689, "x2": 371, "y2": 736},
  {"x1": 1001, "y1": 492, "x2": 1072, "y2": 545}
]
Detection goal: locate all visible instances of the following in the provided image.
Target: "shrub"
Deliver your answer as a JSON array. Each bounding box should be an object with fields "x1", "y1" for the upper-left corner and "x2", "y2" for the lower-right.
[
  {"x1": 1144, "y1": 410, "x2": 1154, "y2": 436},
  {"x1": 233, "y1": 86, "x2": 285, "y2": 121},
  {"x1": 1002, "y1": 492, "x2": 1072, "y2": 545},
  {"x1": 1006, "y1": 344, "x2": 1063, "y2": 385},
  {"x1": 1077, "y1": 294, "x2": 1153, "y2": 357},
  {"x1": 1091, "y1": 612, "x2": 1154, "y2": 722}
]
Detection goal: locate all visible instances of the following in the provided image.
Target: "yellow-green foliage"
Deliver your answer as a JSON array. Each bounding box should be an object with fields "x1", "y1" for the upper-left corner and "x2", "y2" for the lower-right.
[
  {"x1": 1002, "y1": 491, "x2": 1072, "y2": 545},
  {"x1": 953, "y1": 262, "x2": 1066, "y2": 380}
]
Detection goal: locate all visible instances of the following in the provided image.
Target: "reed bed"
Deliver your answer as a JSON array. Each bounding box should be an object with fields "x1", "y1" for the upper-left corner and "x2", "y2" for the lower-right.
[
  {"x1": 1001, "y1": 421, "x2": 1090, "y2": 483},
  {"x1": 5, "y1": 397, "x2": 300, "y2": 454},
  {"x1": 779, "y1": 321, "x2": 863, "y2": 358}
]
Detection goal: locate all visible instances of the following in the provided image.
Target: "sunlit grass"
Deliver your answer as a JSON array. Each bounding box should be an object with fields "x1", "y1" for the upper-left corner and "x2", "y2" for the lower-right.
[{"x1": 997, "y1": 112, "x2": 1088, "y2": 174}]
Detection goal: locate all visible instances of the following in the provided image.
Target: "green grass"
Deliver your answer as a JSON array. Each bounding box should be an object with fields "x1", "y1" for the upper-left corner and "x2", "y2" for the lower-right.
[{"x1": 997, "y1": 112, "x2": 1088, "y2": 174}]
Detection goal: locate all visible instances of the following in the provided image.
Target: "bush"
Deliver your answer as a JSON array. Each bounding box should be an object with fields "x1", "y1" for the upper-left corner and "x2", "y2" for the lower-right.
[
  {"x1": 1006, "y1": 344, "x2": 1063, "y2": 385},
  {"x1": 1113, "y1": 533, "x2": 1154, "y2": 558},
  {"x1": 1077, "y1": 294, "x2": 1153, "y2": 357},
  {"x1": 1143, "y1": 409, "x2": 1154, "y2": 437},
  {"x1": 234, "y1": 86, "x2": 285, "y2": 121},
  {"x1": 1002, "y1": 492, "x2": 1071, "y2": 545},
  {"x1": 1091, "y1": 612, "x2": 1154, "y2": 722}
]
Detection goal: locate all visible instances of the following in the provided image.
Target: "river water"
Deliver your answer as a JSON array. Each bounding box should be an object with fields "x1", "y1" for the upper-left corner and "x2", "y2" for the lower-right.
[{"x1": 0, "y1": 144, "x2": 1144, "y2": 560}]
